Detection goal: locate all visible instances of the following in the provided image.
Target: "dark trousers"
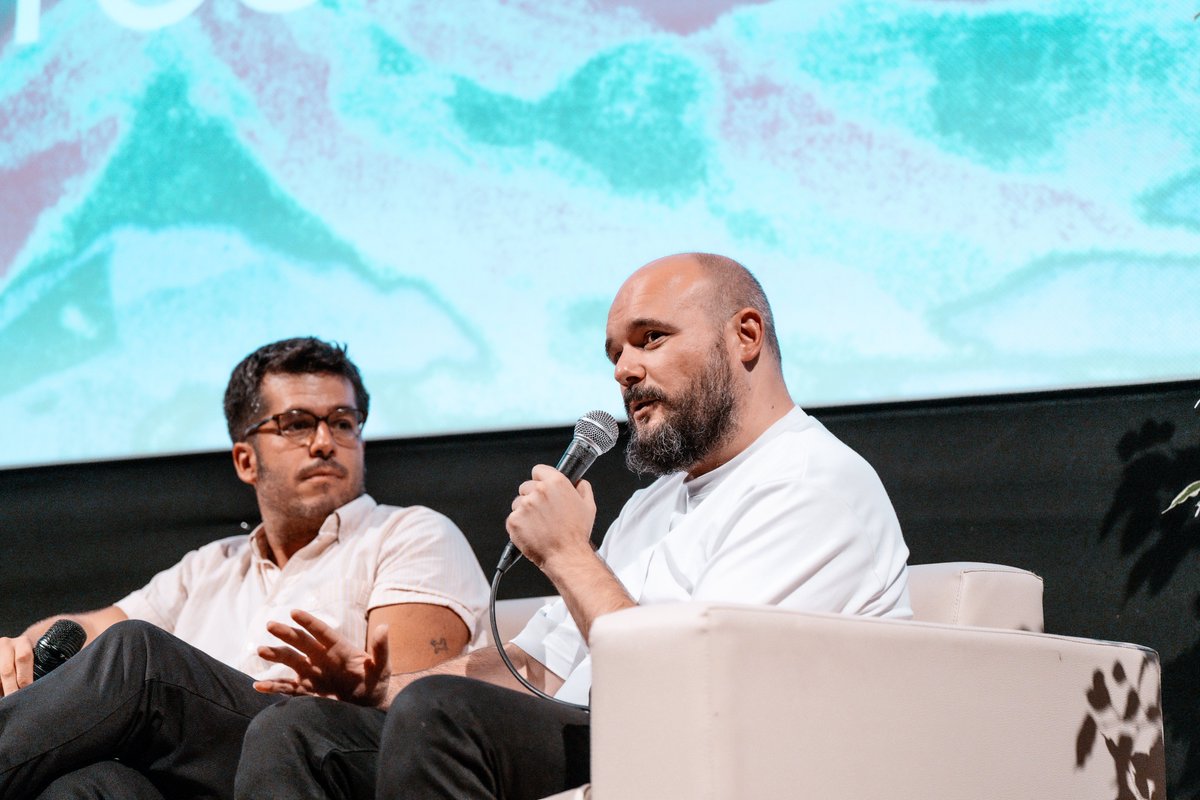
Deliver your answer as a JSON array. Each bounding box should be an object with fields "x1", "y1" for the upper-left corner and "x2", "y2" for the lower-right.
[
  {"x1": 236, "y1": 675, "x2": 591, "y2": 800},
  {"x1": 0, "y1": 620, "x2": 278, "y2": 800},
  {"x1": 36, "y1": 762, "x2": 164, "y2": 800}
]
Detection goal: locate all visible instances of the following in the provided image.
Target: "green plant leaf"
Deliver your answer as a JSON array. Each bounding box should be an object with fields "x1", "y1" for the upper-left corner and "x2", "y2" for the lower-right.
[{"x1": 1163, "y1": 480, "x2": 1200, "y2": 514}]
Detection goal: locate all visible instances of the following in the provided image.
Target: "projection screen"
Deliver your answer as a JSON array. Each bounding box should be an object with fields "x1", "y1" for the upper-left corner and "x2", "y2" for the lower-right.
[{"x1": 1, "y1": 0, "x2": 1197, "y2": 469}]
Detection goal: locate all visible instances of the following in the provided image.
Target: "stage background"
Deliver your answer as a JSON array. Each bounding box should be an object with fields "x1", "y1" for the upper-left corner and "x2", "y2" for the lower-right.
[{"x1": 3, "y1": 1, "x2": 1200, "y2": 795}]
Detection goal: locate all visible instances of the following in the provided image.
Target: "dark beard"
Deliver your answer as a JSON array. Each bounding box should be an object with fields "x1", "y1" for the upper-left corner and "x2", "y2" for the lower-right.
[
  {"x1": 253, "y1": 445, "x2": 364, "y2": 527},
  {"x1": 624, "y1": 346, "x2": 739, "y2": 477}
]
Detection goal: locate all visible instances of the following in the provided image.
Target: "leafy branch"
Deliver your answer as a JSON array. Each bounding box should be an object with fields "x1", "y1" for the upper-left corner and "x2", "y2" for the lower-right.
[{"x1": 1163, "y1": 399, "x2": 1200, "y2": 517}]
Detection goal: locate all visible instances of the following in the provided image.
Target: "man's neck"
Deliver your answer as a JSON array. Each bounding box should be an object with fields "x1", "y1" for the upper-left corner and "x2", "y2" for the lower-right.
[{"x1": 257, "y1": 515, "x2": 325, "y2": 568}]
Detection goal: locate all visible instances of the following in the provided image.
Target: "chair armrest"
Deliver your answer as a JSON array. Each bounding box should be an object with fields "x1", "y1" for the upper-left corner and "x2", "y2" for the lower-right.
[
  {"x1": 589, "y1": 604, "x2": 1164, "y2": 800},
  {"x1": 907, "y1": 562, "x2": 1044, "y2": 630}
]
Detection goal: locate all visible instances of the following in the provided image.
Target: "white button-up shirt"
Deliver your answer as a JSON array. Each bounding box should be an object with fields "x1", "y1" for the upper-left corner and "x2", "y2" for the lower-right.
[{"x1": 116, "y1": 494, "x2": 489, "y2": 679}]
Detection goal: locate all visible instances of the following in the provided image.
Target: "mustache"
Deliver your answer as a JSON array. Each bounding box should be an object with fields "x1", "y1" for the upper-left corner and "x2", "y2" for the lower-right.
[
  {"x1": 623, "y1": 385, "x2": 668, "y2": 414},
  {"x1": 297, "y1": 461, "x2": 348, "y2": 480}
]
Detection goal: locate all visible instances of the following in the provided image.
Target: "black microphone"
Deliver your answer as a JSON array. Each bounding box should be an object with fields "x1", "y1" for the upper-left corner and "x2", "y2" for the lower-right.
[
  {"x1": 32, "y1": 619, "x2": 86, "y2": 680},
  {"x1": 496, "y1": 410, "x2": 620, "y2": 573}
]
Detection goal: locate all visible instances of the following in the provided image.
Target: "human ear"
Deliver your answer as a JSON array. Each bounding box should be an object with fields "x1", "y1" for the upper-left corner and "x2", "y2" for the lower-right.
[
  {"x1": 731, "y1": 307, "x2": 765, "y2": 364},
  {"x1": 232, "y1": 441, "x2": 258, "y2": 486}
]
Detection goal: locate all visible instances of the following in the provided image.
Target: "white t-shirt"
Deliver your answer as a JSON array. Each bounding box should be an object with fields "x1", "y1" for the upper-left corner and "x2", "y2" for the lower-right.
[
  {"x1": 116, "y1": 494, "x2": 489, "y2": 679},
  {"x1": 513, "y1": 406, "x2": 911, "y2": 704}
]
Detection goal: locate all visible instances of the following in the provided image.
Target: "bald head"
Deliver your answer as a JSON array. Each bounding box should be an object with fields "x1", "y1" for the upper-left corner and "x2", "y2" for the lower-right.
[
  {"x1": 624, "y1": 253, "x2": 781, "y2": 362},
  {"x1": 606, "y1": 253, "x2": 793, "y2": 476}
]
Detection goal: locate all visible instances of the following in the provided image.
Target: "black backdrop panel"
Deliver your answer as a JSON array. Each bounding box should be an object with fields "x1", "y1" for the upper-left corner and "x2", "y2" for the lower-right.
[{"x1": 3, "y1": 381, "x2": 1199, "y2": 794}]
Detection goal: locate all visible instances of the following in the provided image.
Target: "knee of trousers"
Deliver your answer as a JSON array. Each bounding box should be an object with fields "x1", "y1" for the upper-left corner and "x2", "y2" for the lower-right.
[
  {"x1": 39, "y1": 761, "x2": 163, "y2": 800},
  {"x1": 241, "y1": 696, "x2": 337, "y2": 762},
  {"x1": 382, "y1": 675, "x2": 483, "y2": 747},
  {"x1": 83, "y1": 619, "x2": 186, "y2": 674},
  {"x1": 90, "y1": 618, "x2": 161, "y2": 645}
]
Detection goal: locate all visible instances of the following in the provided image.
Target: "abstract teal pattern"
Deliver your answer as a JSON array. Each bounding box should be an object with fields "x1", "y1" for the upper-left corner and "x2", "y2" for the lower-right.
[{"x1": 0, "y1": 0, "x2": 1197, "y2": 467}]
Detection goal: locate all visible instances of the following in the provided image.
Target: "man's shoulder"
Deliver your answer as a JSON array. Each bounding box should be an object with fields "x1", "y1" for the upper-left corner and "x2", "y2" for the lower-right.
[
  {"x1": 742, "y1": 417, "x2": 898, "y2": 533},
  {"x1": 357, "y1": 502, "x2": 468, "y2": 544},
  {"x1": 369, "y1": 502, "x2": 457, "y2": 526},
  {"x1": 691, "y1": 416, "x2": 891, "y2": 524},
  {"x1": 192, "y1": 533, "x2": 253, "y2": 558},
  {"x1": 164, "y1": 533, "x2": 253, "y2": 576},
  {"x1": 752, "y1": 414, "x2": 877, "y2": 483}
]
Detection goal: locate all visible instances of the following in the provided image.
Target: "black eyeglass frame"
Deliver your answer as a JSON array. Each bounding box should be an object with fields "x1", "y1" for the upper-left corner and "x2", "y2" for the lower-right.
[{"x1": 242, "y1": 407, "x2": 367, "y2": 447}]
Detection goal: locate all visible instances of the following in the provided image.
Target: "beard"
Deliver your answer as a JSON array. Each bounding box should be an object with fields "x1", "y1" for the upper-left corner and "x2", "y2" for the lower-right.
[
  {"x1": 624, "y1": 345, "x2": 739, "y2": 477},
  {"x1": 253, "y1": 447, "x2": 365, "y2": 528}
]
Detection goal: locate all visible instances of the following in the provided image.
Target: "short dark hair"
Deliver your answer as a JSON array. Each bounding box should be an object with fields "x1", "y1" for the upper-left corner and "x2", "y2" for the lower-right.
[
  {"x1": 691, "y1": 253, "x2": 781, "y2": 360},
  {"x1": 223, "y1": 337, "x2": 370, "y2": 443}
]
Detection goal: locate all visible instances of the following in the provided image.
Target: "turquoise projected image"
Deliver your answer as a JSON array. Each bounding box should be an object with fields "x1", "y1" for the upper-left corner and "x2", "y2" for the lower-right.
[{"x1": 0, "y1": 1, "x2": 1197, "y2": 468}]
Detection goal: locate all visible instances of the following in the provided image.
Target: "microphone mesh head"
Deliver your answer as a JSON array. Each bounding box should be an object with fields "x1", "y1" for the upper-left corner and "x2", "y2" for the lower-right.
[
  {"x1": 43, "y1": 619, "x2": 86, "y2": 656},
  {"x1": 575, "y1": 410, "x2": 620, "y2": 454}
]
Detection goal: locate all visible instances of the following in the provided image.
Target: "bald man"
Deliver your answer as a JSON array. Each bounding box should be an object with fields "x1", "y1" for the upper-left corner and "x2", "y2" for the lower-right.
[{"x1": 234, "y1": 254, "x2": 912, "y2": 800}]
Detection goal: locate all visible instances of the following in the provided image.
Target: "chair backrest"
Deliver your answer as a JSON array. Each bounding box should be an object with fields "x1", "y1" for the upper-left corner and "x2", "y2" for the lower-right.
[
  {"x1": 490, "y1": 562, "x2": 1044, "y2": 647},
  {"x1": 908, "y1": 561, "x2": 1043, "y2": 631}
]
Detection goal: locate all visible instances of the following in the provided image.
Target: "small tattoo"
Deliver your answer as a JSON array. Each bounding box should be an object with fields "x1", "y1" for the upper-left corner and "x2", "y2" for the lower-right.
[{"x1": 431, "y1": 637, "x2": 449, "y2": 654}]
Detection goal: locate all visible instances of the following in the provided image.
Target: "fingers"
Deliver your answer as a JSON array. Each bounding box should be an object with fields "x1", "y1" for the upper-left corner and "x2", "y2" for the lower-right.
[
  {"x1": 0, "y1": 642, "x2": 17, "y2": 697},
  {"x1": 289, "y1": 609, "x2": 347, "y2": 651},
  {"x1": 367, "y1": 623, "x2": 390, "y2": 673},
  {"x1": 257, "y1": 644, "x2": 317, "y2": 675},
  {"x1": 13, "y1": 636, "x2": 33, "y2": 690},
  {"x1": 530, "y1": 464, "x2": 561, "y2": 481},
  {"x1": 511, "y1": 470, "x2": 592, "y2": 514},
  {"x1": 511, "y1": 479, "x2": 542, "y2": 514},
  {"x1": 512, "y1": 472, "x2": 559, "y2": 508},
  {"x1": 253, "y1": 678, "x2": 304, "y2": 696},
  {"x1": 0, "y1": 636, "x2": 33, "y2": 697},
  {"x1": 265, "y1": 620, "x2": 324, "y2": 660}
]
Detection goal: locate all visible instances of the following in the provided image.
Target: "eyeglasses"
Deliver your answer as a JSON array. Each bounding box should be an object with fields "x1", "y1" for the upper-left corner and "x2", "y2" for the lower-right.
[{"x1": 243, "y1": 407, "x2": 366, "y2": 447}]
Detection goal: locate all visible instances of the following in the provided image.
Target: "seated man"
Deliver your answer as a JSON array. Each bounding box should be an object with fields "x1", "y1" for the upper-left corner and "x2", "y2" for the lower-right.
[
  {"x1": 0, "y1": 337, "x2": 489, "y2": 800},
  {"x1": 236, "y1": 255, "x2": 911, "y2": 800}
]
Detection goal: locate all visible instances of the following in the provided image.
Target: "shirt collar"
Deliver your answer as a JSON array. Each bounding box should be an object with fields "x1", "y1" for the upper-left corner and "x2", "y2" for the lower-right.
[
  {"x1": 319, "y1": 493, "x2": 377, "y2": 540},
  {"x1": 683, "y1": 406, "x2": 808, "y2": 505},
  {"x1": 248, "y1": 493, "x2": 377, "y2": 563}
]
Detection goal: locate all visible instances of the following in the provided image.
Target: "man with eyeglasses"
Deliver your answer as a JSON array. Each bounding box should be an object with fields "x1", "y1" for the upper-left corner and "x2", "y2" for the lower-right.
[{"x1": 0, "y1": 337, "x2": 489, "y2": 800}]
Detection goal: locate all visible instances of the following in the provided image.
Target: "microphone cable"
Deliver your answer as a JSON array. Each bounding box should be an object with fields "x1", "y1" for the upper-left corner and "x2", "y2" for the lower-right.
[
  {"x1": 489, "y1": 556, "x2": 590, "y2": 712},
  {"x1": 488, "y1": 410, "x2": 619, "y2": 713}
]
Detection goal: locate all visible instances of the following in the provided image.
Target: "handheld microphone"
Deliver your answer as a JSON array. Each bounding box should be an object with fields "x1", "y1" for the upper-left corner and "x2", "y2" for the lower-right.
[
  {"x1": 496, "y1": 410, "x2": 620, "y2": 573},
  {"x1": 32, "y1": 619, "x2": 86, "y2": 679}
]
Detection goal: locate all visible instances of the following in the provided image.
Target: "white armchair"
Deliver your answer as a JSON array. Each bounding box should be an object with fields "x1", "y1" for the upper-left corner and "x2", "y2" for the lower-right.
[{"x1": 499, "y1": 563, "x2": 1164, "y2": 800}]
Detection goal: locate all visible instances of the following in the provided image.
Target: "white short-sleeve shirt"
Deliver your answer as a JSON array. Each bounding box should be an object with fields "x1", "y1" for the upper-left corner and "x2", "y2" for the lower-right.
[
  {"x1": 513, "y1": 406, "x2": 912, "y2": 704},
  {"x1": 116, "y1": 494, "x2": 489, "y2": 679}
]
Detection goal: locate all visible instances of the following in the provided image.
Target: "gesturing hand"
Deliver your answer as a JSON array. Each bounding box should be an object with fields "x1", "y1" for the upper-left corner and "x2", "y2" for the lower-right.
[{"x1": 253, "y1": 609, "x2": 390, "y2": 708}]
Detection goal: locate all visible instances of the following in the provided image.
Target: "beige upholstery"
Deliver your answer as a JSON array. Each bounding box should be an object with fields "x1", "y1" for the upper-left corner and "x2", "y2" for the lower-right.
[
  {"x1": 906, "y1": 561, "x2": 1043, "y2": 630},
  {"x1": 588, "y1": 604, "x2": 1164, "y2": 800},
  {"x1": 493, "y1": 562, "x2": 1043, "y2": 643},
  {"x1": 508, "y1": 563, "x2": 1162, "y2": 800}
]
